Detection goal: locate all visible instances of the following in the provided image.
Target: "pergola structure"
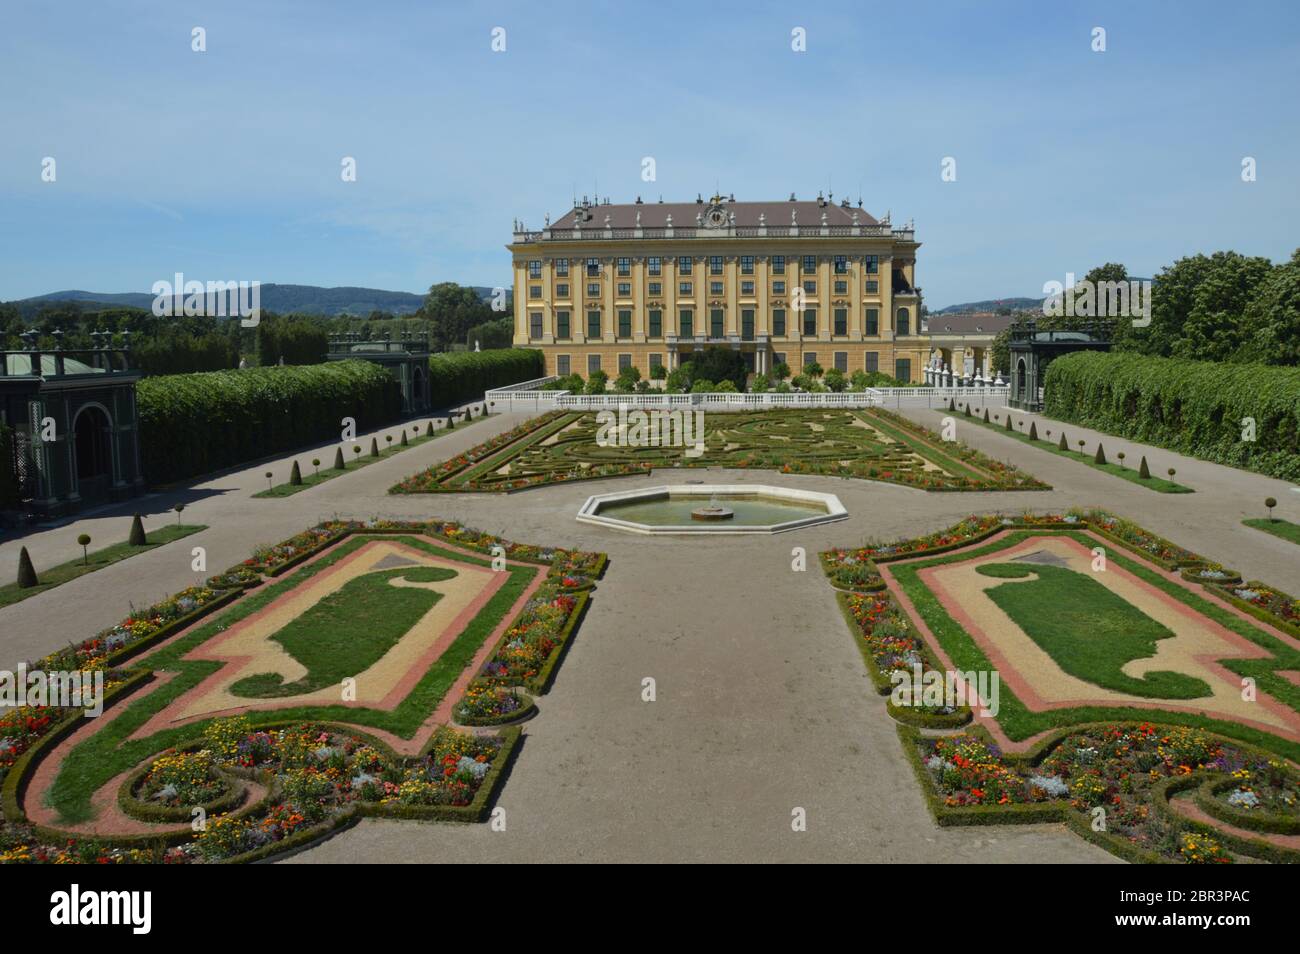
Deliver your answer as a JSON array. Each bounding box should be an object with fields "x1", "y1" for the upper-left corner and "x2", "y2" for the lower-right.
[
  {"x1": 325, "y1": 331, "x2": 432, "y2": 414},
  {"x1": 1007, "y1": 319, "x2": 1114, "y2": 411},
  {"x1": 0, "y1": 331, "x2": 145, "y2": 516}
]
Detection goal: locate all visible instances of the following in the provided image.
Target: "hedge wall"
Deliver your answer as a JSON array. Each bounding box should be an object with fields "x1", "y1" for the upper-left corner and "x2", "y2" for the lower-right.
[
  {"x1": 1043, "y1": 351, "x2": 1300, "y2": 481},
  {"x1": 428, "y1": 348, "x2": 543, "y2": 409},
  {"x1": 137, "y1": 360, "x2": 402, "y2": 484},
  {"x1": 0, "y1": 421, "x2": 19, "y2": 508}
]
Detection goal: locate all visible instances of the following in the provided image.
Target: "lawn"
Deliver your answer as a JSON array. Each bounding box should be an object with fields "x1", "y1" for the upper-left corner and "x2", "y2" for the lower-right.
[
  {"x1": 392, "y1": 407, "x2": 1048, "y2": 494},
  {"x1": 947, "y1": 406, "x2": 1193, "y2": 493},
  {"x1": 1244, "y1": 517, "x2": 1300, "y2": 546},
  {"x1": 253, "y1": 414, "x2": 489, "y2": 497},
  {"x1": 975, "y1": 561, "x2": 1211, "y2": 698},
  {"x1": 229, "y1": 565, "x2": 459, "y2": 697},
  {"x1": 0, "y1": 524, "x2": 207, "y2": 609}
]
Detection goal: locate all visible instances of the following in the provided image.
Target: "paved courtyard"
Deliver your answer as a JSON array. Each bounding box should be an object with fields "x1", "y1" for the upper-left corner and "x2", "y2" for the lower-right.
[{"x1": 3, "y1": 401, "x2": 1296, "y2": 863}]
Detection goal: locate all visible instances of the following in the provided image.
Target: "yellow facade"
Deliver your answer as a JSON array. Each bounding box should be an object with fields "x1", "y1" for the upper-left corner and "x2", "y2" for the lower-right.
[{"x1": 508, "y1": 195, "x2": 932, "y2": 383}]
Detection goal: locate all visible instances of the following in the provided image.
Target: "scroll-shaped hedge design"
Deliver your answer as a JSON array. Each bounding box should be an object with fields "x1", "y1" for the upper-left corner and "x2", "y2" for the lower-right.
[
  {"x1": 137, "y1": 360, "x2": 402, "y2": 483},
  {"x1": 1043, "y1": 351, "x2": 1300, "y2": 480}
]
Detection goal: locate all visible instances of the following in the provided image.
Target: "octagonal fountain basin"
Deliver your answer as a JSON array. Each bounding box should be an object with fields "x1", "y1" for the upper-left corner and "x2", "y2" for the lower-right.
[{"x1": 577, "y1": 484, "x2": 846, "y2": 535}]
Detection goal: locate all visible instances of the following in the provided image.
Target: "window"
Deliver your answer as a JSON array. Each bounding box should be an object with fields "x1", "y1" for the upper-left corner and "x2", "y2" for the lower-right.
[
  {"x1": 586, "y1": 258, "x2": 600, "y2": 276},
  {"x1": 649, "y1": 353, "x2": 663, "y2": 372},
  {"x1": 834, "y1": 351, "x2": 848, "y2": 372},
  {"x1": 648, "y1": 309, "x2": 662, "y2": 337},
  {"x1": 894, "y1": 358, "x2": 911, "y2": 382},
  {"x1": 803, "y1": 307, "x2": 817, "y2": 336},
  {"x1": 865, "y1": 308, "x2": 879, "y2": 336},
  {"x1": 803, "y1": 255, "x2": 817, "y2": 274},
  {"x1": 588, "y1": 353, "x2": 602, "y2": 374},
  {"x1": 834, "y1": 255, "x2": 847, "y2": 274},
  {"x1": 648, "y1": 256, "x2": 661, "y2": 276},
  {"x1": 678, "y1": 256, "x2": 693, "y2": 274},
  {"x1": 618, "y1": 353, "x2": 632, "y2": 371},
  {"x1": 741, "y1": 255, "x2": 754, "y2": 274},
  {"x1": 648, "y1": 282, "x2": 662, "y2": 296},
  {"x1": 529, "y1": 312, "x2": 543, "y2": 339},
  {"x1": 865, "y1": 280, "x2": 879, "y2": 294},
  {"x1": 555, "y1": 258, "x2": 569, "y2": 277},
  {"x1": 617, "y1": 282, "x2": 631, "y2": 296},
  {"x1": 710, "y1": 255, "x2": 723, "y2": 275},
  {"x1": 587, "y1": 282, "x2": 600, "y2": 297},
  {"x1": 774, "y1": 352, "x2": 787, "y2": 368},
  {"x1": 617, "y1": 257, "x2": 630, "y2": 276},
  {"x1": 897, "y1": 308, "x2": 911, "y2": 336},
  {"x1": 833, "y1": 308, "x2": 847, "y2": 336},
  {"x1": 773, "y1": 280, "x2": 786, "y2": 294},
  {"x1": 772, "y1": 255, "x2": 785, "y2": 275},
  {"x1": 802, "y1": 280, "x2": 817, "y2": 294},
  {"x1": 741, "y1": 281, "x2": 755, "y2": 295},
  {"x1": 586, "y1": 310, "x2": 601, "y2": 339},
  {"x1": 556, "y1": 311, "x2": 571, "y2": 339},
  {"x1": 679, "y1": 281, "x2": 692, "y2": 295},
  {"x1": 555, "y1": 283, "x2": 569, "y2": 298},
  {"x1": 865, "y1": 351, "x2": 879, "y2": 373},
  {"x1": 618, "y1": 310, "x2": 632, "y2": 337},
  {"x1": 710, "y1": 281, "x2": 724, "y2": 295},
  {"x1": 865, "y1": 255, "x2": 879, "y2": 274},
  {"x1": 772, "y1": 308, "x2": 786, "y2": 336},
  {"x1": 528, "y1": 260, "x2": 542, "y2": 279},
  {"x1": 803, "y1": 352, "x2": 818, "y2": 371},
  {"x1": 710, "y1": 309, "x2": 724, "y2": 338},
  {"x1": 529, "y1": 285, "x2": 542, "y2": 299},
  {"x1": 741, "y1": 309, "x2": 755, "y2": 340},
  {"x1": 679, "y1": 309, "x2": 693, "y2": 337},
  {"x1": 556, "y1": 354, "x2": 571, "y2": 375},
  {"x1": 834, "y1": 280, "x2": 847, "y2": 294}
]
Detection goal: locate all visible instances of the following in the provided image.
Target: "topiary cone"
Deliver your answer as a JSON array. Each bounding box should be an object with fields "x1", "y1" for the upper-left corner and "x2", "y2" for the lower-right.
[
  {"x1": 948, "y1": 397, "x2": 955, "y2": 412},
  {"x1": 1094, "y1": 443, "x2": 1107, "y2": 465},
  {"x1": 1028, "y1": 421, "x2": 1038, "y2": 441},
  {"x1": 128, "y1": 513, "x2": 147, "y2": 546},
  {"x1": 963, "y1": 403, "x2": 971, "y2": 417},
  {"x1": 333, "y1": 447, "x2": 346, "y2": 470},
  {"x1": 369, "y1": 437, "x2": 379, "y2": 458},
  {"x1": 17, "y1": 546, "x2": 38, "y2": 588},
  {"x1": 400, "y1": 430, "x2": 409, "y2": 447},
  {"x1": 1005, "y1": 413, "x2": 1014, "y2": 431},
  {"x1": 1058, "y1": 432, "x2": 1068, "y2": 451},
  {"x1": 1138, "y1": 456, "x2": 1150, "y2": 479},
  {"x1": 983, "y1": 408, "x2": 990, "y2": 423},
  {"x1": 289, "y1": 460, "x2": 302, "y2": 485},
  {"x1": 425, "y1": 420, "x2": 434, "y2": 437},
  {"x1": 446, "y1": 415, "x2": 455, "y2": 430}
]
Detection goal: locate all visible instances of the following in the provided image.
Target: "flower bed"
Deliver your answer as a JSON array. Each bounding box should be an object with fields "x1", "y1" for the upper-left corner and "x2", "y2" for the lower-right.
[
  {"x1": 454, "y1": 680, "x2": 535, "y2": 725},
  {"x1": 912, "y1": 722, "x2": 1300, "y2": 863}
]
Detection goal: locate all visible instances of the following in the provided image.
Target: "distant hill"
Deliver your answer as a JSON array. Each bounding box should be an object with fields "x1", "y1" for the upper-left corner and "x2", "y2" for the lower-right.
[
  {"x1": 932, "y1": 296, "x2": 1045, "y2": 315},
  {"x1": 7, "y1": 284, "x2": 507, "y2": 318}
]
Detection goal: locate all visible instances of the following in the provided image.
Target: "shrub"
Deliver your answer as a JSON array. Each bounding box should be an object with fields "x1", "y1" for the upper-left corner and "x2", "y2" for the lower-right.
[
  {"x1": 1139, "y1": 455, "x2": 1150, "y2": 478},
  {"x1": 1265, "y1": 496, "x2": 1277, "y2": 519},
  {"x1": 289, "y1": 460, "x2": 302, "y2": 485},
  {"x1": 77, "y1": 534, "x2": 91, "y2": 563},
  {"x1": 128, "y1": 514, "x2": 147, "y2": 546},
  {"x1": 137, "y1": 361, "x2": 401, "y2": 484},
  {"x1": 1094, "y1": 443, "x2": 1107, "y2": 465},
  {"x1": 983, "y1": 408, "x2": 991, "y2": 423},
  {"x1": 17, "y1": 546, "x2": 38, "y2": 588},
  {"x1": 370, "y1": 437, "x2": 379, "y2": 458},
  {"x1": 427, "y1": 348, "x2": 543, "y2": 409},
  {"x1": 1028, "y1": 421, "x2": 1038, "y2": 441},
  {"x1": 1058, "y1": 432, "x2": 1068, "y2": 451},
  {"x1": 1044, "y1": 351, "x2": 1300, "y2": 480},
  {"x1": 333, "y1": 447, "x2": 345, "y2": 470}
]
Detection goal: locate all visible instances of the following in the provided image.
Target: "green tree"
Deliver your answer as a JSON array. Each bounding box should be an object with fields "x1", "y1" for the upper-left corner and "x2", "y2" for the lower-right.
[
  {"x1": 1238, "y1": 248, "x2": 1300, "y2": 365},
  {"x1": 418, "y1": 283, "x2": 495, "y2": 352},
  {"x1": 584, "y1": 369, "x2": 609, "y2": 394}
]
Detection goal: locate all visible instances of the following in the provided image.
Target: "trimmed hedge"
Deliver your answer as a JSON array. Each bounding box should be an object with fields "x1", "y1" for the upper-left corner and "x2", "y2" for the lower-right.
[
  {"x1": 429, "y1": 348, "x2": 543, "y2": 409},
  {"x1": 1043, "y1": 351, "x2": 1300, "y2": 480},
  {"x1": 137, "y1": 361, "x2": 402, "y2": 484}
]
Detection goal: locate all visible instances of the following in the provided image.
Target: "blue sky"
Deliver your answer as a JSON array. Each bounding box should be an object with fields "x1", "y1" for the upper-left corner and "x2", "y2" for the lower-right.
[{"x1": 1, "y1": 0, "x2": 1297, "y2": 309}]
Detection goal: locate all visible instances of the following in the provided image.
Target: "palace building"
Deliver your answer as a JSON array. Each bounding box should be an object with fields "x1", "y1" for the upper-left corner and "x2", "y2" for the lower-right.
[{"x1": 509, "y1": 193, "x2": 933, "y2": 383}]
